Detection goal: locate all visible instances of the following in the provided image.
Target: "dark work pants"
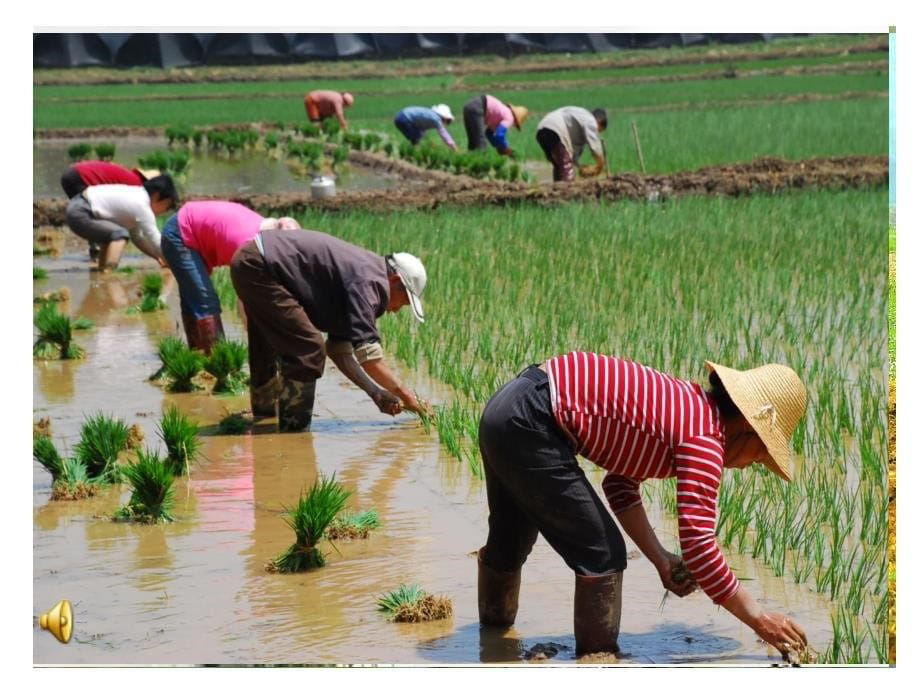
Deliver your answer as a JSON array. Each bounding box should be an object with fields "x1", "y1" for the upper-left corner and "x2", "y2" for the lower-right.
[
  {"x1": 536, "y1": 128, "x2": 575, "y2": 182},
  {"x1": 463, "y1": 95, "x2": 488, "y2": 151},
  {"x1": 229, "y1": 240, "x2": 326, "y2": 389},
  {"x1": 478, "y1": 366, "x2": 627, "y2": 576},
  {"x1": 60, "y1": 168, "x2": 86, "y2": 199}
]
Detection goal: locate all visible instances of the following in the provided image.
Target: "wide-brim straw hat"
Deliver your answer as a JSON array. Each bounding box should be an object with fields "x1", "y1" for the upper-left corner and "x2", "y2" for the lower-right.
[
  {"x1": 135, "y1": 168, "x2": 162, "y2": 181},
  {"x1": 509, "y1": 104, "x2": 529, "y2": 130},
  {"x1": 705, "y1": 361, "x2": 807, "y2": 482}
]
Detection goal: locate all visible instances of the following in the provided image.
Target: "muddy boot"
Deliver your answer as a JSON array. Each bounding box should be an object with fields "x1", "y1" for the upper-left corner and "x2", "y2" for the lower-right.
[
  {"x1": 550, "y1": 143, "x2": 576, "y2": 182},
  {"x1": 278, "y1": 379, "x2": 316, "y2": 432},
  {"x1": 181, "y1": 311, "x2": 202, "y2": 351},
  {"x1": 477, "y1": 548, "x2": 521, "y2": 627},
  {"x1": 88, "y1": 242, "x2": 101, "y2": 261},
  {"x1": 250, "y1": 376, "x2": 280, "y2": 419},
  {"x1": 195, "y1": 314, "x2": 225, "y2": 355},
  {"x1": 573, "y1": 571, "x2": 623, "y2": 656}
]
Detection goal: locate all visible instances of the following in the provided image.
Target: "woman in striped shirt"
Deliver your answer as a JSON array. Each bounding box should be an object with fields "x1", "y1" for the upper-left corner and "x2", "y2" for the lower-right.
[{"x1": 476, "y1": 351, "x2": 809, "y2": 658}]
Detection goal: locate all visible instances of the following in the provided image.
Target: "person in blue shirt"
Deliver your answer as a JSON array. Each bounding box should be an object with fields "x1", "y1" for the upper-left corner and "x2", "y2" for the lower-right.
[{"x1": 393, "y1": 104, "x2": 459, "y2": 150}]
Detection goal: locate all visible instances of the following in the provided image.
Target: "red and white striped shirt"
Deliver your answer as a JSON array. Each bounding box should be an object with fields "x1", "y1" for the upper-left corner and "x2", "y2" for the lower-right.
[{"x1": 546, "y1": 352, "x2": 739, "y2": 605}]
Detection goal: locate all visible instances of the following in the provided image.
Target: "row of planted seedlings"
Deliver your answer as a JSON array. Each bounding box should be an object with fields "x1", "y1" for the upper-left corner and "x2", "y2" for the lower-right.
[{"x1": 309, "y1": 188, "x2": 889, "y2": 662}]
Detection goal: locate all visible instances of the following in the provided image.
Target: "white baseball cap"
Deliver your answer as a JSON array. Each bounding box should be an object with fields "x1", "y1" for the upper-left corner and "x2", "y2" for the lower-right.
[
  {"x1": 389, "y1": 252, "x2": 427, "y2": 323},
  {"x1": 431, "y1": 104, "x2": 454, "y2": 123}
]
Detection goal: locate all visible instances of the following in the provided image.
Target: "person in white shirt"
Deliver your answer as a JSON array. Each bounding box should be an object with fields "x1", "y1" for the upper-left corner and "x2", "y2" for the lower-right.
[{"x1": 64, "y1": 175, "x2": 179, "y2": 271}]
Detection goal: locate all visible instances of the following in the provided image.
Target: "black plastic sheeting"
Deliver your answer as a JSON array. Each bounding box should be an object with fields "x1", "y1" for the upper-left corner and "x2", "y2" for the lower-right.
[{"x1": 34, "y1": 33, "x2": 805, "y2": 69}]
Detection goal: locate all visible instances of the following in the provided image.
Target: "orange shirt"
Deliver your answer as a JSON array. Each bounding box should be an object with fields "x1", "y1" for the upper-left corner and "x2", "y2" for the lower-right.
[{"x1": 305, "y1": 90, "x2": 347, "y2": 125}]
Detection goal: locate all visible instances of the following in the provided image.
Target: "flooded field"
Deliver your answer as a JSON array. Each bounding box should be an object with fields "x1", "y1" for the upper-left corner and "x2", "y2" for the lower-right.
[
  {"x1": 33, "y1": 239, "x2": 838, "y2": 666},
  {"x1": 33, "y1": 137, "x2": 403, "y2": 199}
]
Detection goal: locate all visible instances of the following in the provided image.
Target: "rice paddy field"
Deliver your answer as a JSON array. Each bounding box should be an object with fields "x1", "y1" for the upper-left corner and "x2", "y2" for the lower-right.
[{"x1": 32, "y1": 33, "x2": 893, "y2": 667}]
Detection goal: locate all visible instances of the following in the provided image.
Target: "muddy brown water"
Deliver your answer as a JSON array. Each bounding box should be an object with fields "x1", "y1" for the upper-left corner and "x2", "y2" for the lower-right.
[{"x1": 34, "y1": 244, "x2": 836, "y2": 665}]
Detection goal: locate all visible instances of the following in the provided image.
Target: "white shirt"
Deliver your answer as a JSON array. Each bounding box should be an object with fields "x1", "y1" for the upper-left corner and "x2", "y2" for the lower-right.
[{"x1": 84, "y1": 184, "x2": 162, "y2": 260}]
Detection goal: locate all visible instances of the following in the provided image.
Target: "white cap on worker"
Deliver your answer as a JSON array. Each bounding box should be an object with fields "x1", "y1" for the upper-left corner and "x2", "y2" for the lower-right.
[
  {"x1": 431, "y1": 104, "x2": 454, "y2": 123},
  {"x1": 389, "y1": 252, "x2": 427, "y2": 323}
]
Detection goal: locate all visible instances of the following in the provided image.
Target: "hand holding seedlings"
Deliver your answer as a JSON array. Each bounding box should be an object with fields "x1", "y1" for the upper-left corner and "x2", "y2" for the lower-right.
[
  {"x1": 755, "y1": 611, "x2": 810, "y2": 661},
  {"x1": 657, "y1": 553, "x2": 697, "y2": 597},
  {"x1": 372, "y1": 388, "x2": 402, "y2": 415}
]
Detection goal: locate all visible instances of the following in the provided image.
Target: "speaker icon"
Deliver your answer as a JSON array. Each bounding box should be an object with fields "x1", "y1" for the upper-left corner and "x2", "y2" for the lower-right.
[{"x1": 39, "y1": 599, "x2": 73, "y2": 644}]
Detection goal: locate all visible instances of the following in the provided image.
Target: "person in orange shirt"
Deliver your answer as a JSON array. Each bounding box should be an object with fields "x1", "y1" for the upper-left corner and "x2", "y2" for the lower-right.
[{"x1": 304, "y1": 90, "x2": 355, "y2": 130}]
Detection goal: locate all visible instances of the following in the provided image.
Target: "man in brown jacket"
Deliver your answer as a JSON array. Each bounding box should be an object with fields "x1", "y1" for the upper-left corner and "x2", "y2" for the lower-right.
[{"x1": 230, "y1": 227, "x2": 430, "y2": 432}]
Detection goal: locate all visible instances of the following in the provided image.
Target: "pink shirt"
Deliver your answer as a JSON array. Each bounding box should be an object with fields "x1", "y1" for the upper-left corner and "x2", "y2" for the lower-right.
[
  {"x1": 307, "y1": 90, "x2": 346, "y2": 118},
  {"x1": 484, "y1": 95, "x2": 515, "y2": 131},
  {"x1": 546, "y1": 352, "x2": 740, "y2": 606},
  {"x1": 177, "y1": 201, "x2": 265, "y2": 272}
]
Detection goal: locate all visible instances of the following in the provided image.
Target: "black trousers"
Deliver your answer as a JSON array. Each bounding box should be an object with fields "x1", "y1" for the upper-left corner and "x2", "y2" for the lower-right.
[
  {"x1": 60, "y1": 167, "x2": 86, "y2": 199},
  {"x1": 478, "y1": 365, "x2": 628, "y2": 576},
  {"x1": 463, "y1": 95, "x2": 488, "y2": 151}
]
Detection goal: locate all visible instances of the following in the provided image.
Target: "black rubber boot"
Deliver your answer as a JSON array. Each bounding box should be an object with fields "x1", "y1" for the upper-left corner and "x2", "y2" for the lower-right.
[
  {"x1": 573, "y1": 571, "x2": 623, "y2": 656},
  {"x1": 477, "y1": 548, "x2": 521, "y2": 628},
  {"x1": 278, "y1": 379, "x2": 316, "y2": 432},
  {"x1": 249, "y1": 376, "x2": 280, "y2": 419}
]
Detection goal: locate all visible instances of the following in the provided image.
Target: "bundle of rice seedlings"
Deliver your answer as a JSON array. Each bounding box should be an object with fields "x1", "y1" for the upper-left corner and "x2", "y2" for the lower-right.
[
  {"x1": 157, "y1": 405, "x2": 202, "y2": 475},
  {"x1": 376, "y1": 583, "x2": 453, "y2": 623},
  {"x1": 52, "y1": 456, "x2": 101, "y2": 500},
  {"x1": 72, "y1": 316, "x2": 94, "y2": 331},
  {"x1": 33, "y1": 267, "x2": 48, "y2": 281},
  {"x1": 204, "y1": 339, "x2": 248, "y2": 394},
  {"x1": 266, "y1": 474, "x2": 351, "y2": 573},
  {"x1": 33, "y1": 435, "x2": 65, "y2": 479},
  {"x1": 150, "y1": 336, "x2": 186, "y2": 380},
  {"x1": 33, "y1": 302, "x2": 84, "y2": 360},
  {"x1": 139, "y1": 272, "x2": 167, "y2": 312},
  {"x1": 73, "y1": 413, "x2": 131, "y2": 482},
  {"x1": 218, "y1": 412, "x2": 252, "y2": 435},
  {"x1": 33, "y1": 287, "x2": 71, "y2": 304},
  {"x1": 113, "y1": 448, "x2": 176, "y2": 523},
  {"x1": 163, "y1": 343, "x2": 205, "y2": 393},
  {"x1": 326, "y1": 510, "x2": 381, "y2": 540}
]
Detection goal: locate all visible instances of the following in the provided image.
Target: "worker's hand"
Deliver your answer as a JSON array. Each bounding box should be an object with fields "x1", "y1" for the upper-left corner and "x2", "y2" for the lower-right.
[
  {"x1": 500, "y1": 148, "x2": 516, "y2": 158},
  {"x1": 579, "y1": 164, "x2": 600, "y2": 177},
  {"x1": 754, "y1": 612, "x2": 809, "y2": 658},
  {"x1": 656, "y1": 551, "x2": 697, "y2": 597},
  {"x1": 371, "y1": 388, "x2": 402, "y2": 416},
  {"x1": 405, "y1": 395, "x2": 434, "y2": 417},
  {"x1": 157, "y1": 257, "x2": 169, "y2": 268}
]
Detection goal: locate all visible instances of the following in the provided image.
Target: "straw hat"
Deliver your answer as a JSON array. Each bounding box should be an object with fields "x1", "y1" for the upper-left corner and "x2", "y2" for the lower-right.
[
  {"x1": 705, "y1": 361, "x2": 807, "y2": 481},
  {"x1": 509, "y1": 104, "x2": 529, "y2": 130},
  {"x1": 135, "y1": 168, "x2": 162, "y2": 181},
  {"x1": 342, "y1": 92, "x2": 355, "y2": 107}
]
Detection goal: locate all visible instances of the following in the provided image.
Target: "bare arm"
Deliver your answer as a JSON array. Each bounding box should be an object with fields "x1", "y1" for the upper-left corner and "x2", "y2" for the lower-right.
[
  {"x1": 720, "y1": 585, "x2": 809, "y2": 655},
  {"x1": 327, "y1": 351, "x2": 400, "y2": 414},
  {"x1": 361, "y1": 357, "x2": 430, "y2": 415},
  {"x1": 616, "y1": 503, "x2": 695, "y2": 596}
]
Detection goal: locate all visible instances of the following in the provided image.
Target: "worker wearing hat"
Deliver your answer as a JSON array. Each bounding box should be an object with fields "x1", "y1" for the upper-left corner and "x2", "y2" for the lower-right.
[
  {"x1": 230, "y1": 227, "x2": 431, "y2": 432},
  {"x1": 60, "y1": 161, "x2": 165, "y2": 259},
  {"x1": 535, "y1": 106, "x2": 608, "y2": 182},
  {"x1": 476, "y1": 351, "x2": 809, "y2": 658},
  {"x1": 462, "y1": 94, "x2": 529, "y2": 156},
  {"x1": 393, "y1": 104, "x2": 458, "y2": 150},
  {"x1": 304, "y1": 90, "x2": 355, "y2": 131}
]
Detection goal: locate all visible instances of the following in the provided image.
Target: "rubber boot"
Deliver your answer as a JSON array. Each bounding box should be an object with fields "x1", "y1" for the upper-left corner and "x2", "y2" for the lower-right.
[
  {"x1": 573, "y1": 571, "x2": 623, "y2": 656},
  {"x1": 181, "y1": 311, "x2": 202, "y2": 351},
  {"x1": 550, "y1": 143, "x2": 576, "y2": 182},
  {"x1": 88, "y1": 242, "x2": 101, "y2": 261},
  {"x1": 278, "y1": 379, "x2": 316, "y2": 432},
  {"x1": 250, "y1": 376, "x2": 280, "y2": 419},
  {"x1": 195, "y1": 314, "x2": 225, "y2": 355},
  {"x1": 477, "y1": 548, "x2": 521, "y2": 627}
]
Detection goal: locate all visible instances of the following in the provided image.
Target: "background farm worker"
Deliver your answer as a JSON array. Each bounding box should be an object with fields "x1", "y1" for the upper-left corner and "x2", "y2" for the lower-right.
[
  {"x1": 304, "y1": 90, "x2": 354, "y2": 131},
  {"x1": 476, "y1": 352, "x2": 810, "y2": 658},
  {"x1": 64, "y1": 176, "x2": 179, "y2": 272},
  {"x1": 535, "y1": 106, "x2": 607, "y2": 182},
  {"x1": 60, "y1": 161, "x2": 162, "y2": 260},
  {"x1": 230, "y1": 228, "x2": 431, "y2": 432},
  {"x1": 393, "y1": 104, "x2": 458, "y2": 150},
  {"x1": 160, "y1": 200, "x2": 301, "y2": 354},
  {"x1": 462, "y1": 94, "x2": 529, "y2": 156}
]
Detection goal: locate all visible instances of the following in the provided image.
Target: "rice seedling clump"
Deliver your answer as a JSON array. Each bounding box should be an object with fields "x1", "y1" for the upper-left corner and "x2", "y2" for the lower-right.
[
  {"x1": 113, "y1": 449, "x2": 176, "y2": 523},
  {"x1": 376, "y1": 583, "x2": 453, "y2": 623},
  {"x1": 150, "y1": 336, "x2": 185, "y2": 380},
  {"x1": 138, "y1": 272, "x2": 167, "y2": 312},
  {"x1": 326, "y1": 510, "x2": 381, "y2": 541},
  {"x1": 33, "y1": 435, "x2": 101, "y2": 500},
  {"x1": 157, "y1": 405, "x2": 202, "y2": 475},
  {"x1": 159, "y1": 339, "x2": 205, "y2": 392},
  {"x1": 266, "y1": 474, "x2": 351, "y2": 573},
  {"x1": 218, "y1": 412, "x2": 252, "y2": 435},
  {"x1": 33, "y1": 302, "x2": 84, "y2": 360},
  {"x1": 73, "y1": 412, "x2": 133, "y2": 482},
  {"x1": 204, "y1": 339, "x2": 248, "y2": 394}
]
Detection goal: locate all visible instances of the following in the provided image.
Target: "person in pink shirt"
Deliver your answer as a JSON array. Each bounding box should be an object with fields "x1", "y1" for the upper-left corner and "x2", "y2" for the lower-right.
[
  {"x1": 160, "y1": 200, "x2": 300, "y2": 353},
  {"x1": 462, "y1": 94, "x2": 529, "y2": 156},
  {"x1": 304, "y1": 90, "x2": 355, "y2": 130}
]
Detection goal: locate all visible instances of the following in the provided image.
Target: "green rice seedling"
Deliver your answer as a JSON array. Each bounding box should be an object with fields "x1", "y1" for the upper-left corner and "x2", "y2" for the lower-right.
[
  {"x1": 33, "y1": 267, "x2": 48, "y2": 280},
  {"x1": 298, "y1": 122, "x2": 321, "y2": 138},
  {"x1": 33, "y1": 435, "x2": 65, "y2": 480},
  {"x1": 67, "y1": 142, "x2": 92, "y2": 162},
  {"x1": 331, "y1": 145, "x2": 349, "y2": 170},
  {"x1": 73, "y1": 412, "x2": 132, "y2": 482},
  {"x1": 191, "y1": 129, "x2": 204, "y2": 147},
  {"x1": 326, "y1": 510, "x2": 381, "y2": 540},
  {"x1": 157, "y1": 404, "x2": 202, "y2": 476},
  {"x1": 204, "y1": 339, "x2": 248, "y2": 394},
  {"x1": 150, "y1": 335, "x2": 186, "y2": 380},
  {"x1": 218, "y1": 412, "x2": 252, "y2": 435},
  {"x1": 165, "y1": 124, "x2": 193, "y2": 146},
  {"x1": 321, "y1": 118, "x2": 341, "y2": 138},
  {"x1": 376, "y1": 583, "x2": 453, "y2": 623},
  {"x1": 33, "y1": 302, "x2": 84, "y2": 360},
  {"x1": 137, "y1": 149, "x2": 189, "y2": 177},
  {"x1": 52, "y1": 456, "x2": 102, "y2": 501},
  {"x1": 113, "y1": 448, "x2": 176, "y2": 524},
  {"x1": 265, "y1": 474, "x2": 351, "y2": 573},
  {"x1": 162, "y1": 343, "x2": 206, "y2": 393},
  {"x1": 72, "y1": 316, "x2": 94, "y2": 330},
  {"x1": 93, "y1": 142, "x2": 116, "y2": 160},
  {"x1": 264, "y1": 132, "x2": 279, "y2": 150},
  {"x1": 138, "y1": 272, "x2": 167, "y2": 312}
]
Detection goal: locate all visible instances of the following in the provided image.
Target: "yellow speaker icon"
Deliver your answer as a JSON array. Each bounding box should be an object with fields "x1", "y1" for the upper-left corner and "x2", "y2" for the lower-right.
[{"x1": 39, "y1": 599, "x2": 73, "y2": 644}]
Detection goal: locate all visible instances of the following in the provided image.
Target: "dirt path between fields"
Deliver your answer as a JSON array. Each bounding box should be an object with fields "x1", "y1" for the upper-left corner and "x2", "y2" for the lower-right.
[
  {"x1": 33, "y1": 39, "x2": 888, "y2": 86},
  {"x1": 33, "y1": 155, "x2": 888, "y2": 226}
]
